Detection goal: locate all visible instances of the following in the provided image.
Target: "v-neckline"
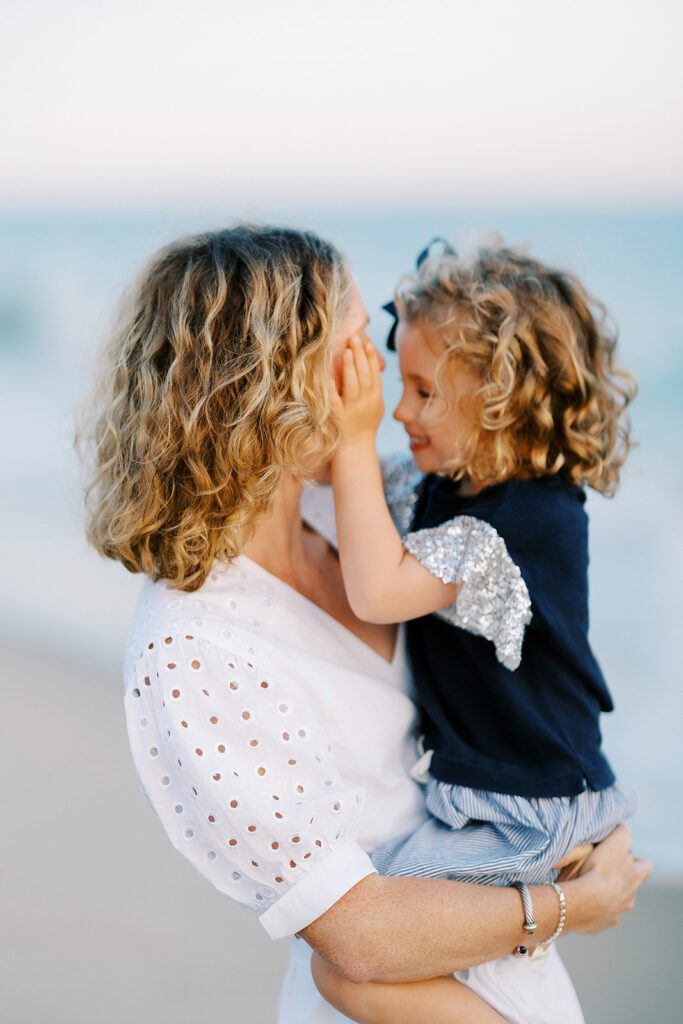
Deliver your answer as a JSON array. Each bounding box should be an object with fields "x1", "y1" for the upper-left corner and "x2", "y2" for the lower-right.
[{"x1": 236, "y1": 553, "x2": 400, "y2": 672}]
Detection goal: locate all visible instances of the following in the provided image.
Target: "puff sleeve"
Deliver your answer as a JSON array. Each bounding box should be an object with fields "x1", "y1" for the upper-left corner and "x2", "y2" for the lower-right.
[
  {"x1": 403, "y1": 515, "x2": 532, "y2": 671},
  {"x1": 124, "y1": 626, "x2": 376, "y2": 939}
]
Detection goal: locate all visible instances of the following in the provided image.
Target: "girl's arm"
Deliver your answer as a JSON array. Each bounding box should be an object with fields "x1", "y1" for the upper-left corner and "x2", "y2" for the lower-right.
[
  {"x1": 311, "y1": 954, "x2": 507, "y2": 1024},
  {"x1": 331, "y1": 337, "x2": 459, "y2": 624},
  {"x1": 299, "y1": 824, "x2": 649, "y2": 984}
]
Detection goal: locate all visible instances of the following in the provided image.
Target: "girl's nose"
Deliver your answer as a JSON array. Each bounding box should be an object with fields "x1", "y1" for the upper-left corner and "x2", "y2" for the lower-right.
[{"x1": 393, "y1": 395, "x2": 408, "y2": 424}]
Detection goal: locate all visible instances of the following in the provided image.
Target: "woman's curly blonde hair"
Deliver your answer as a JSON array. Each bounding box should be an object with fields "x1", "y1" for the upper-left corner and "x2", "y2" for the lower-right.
[
  {"x1": 394, "y1": 239, "x2": 637, "y2": 494},
  {"x1": 76, "y1": 225, "x2": 350, "y2": 591}
]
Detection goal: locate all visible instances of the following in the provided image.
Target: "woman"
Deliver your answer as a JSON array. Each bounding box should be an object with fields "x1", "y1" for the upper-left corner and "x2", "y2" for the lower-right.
[{"x1": 78, "y1": 225, "x2": 649, "y2": 1023}]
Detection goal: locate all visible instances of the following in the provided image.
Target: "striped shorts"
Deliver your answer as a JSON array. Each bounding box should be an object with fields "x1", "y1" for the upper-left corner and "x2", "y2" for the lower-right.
[{"x1": 371, "y1": 779, "x2": 636, "y2": 886}]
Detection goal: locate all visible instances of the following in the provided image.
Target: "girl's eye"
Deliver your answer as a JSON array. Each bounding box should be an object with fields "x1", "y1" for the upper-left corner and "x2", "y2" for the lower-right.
[{"x1": 418, "y1": 389, "x2": 432, "y2": 400}]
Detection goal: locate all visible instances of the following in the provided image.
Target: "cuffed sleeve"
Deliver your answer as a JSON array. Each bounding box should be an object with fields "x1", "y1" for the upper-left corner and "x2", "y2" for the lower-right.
[{"x1": 258, "y1": 841, "x2": 376, "y2": 939}]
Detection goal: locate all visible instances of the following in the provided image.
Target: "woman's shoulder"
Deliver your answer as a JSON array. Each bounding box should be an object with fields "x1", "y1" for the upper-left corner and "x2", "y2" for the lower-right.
[{"x1": 123, "y1": 561, "x2": 280, "y2": 682}]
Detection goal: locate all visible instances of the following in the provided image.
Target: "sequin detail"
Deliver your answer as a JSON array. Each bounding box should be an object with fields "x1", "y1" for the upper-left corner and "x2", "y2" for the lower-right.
[
  {"x1": 403, "y1": 516, "x2": 532, "y2": 670},
  {"x1": 381, "y1": 454, "x2": 423, "y2": 535}
]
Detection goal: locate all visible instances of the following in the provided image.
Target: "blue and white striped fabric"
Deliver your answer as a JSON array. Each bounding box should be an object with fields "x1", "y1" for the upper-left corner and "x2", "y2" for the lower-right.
[{"x1": 371, "y1": 779, "x2": 636, "y2": 886}]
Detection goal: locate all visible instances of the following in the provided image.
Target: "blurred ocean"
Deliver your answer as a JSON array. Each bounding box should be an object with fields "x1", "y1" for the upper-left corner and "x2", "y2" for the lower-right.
[{"x1": 1, "y1": 209, "x2": 681, "y2": 877}]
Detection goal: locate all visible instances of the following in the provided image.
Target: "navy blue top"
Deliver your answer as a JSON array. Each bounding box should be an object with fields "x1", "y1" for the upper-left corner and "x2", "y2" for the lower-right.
[{"x1": 406, "y1": 472, "x2": 616, "y2": 798}]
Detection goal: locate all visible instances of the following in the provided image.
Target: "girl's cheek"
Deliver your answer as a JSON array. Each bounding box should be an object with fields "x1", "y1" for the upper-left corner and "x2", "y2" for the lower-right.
[{"x1": 419, "y1": 401, "x2": 446, "y2": 431}]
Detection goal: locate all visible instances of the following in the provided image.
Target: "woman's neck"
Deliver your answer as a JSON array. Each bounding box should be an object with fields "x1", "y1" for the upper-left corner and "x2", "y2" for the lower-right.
[
  {"x1": 241, "y1": 470, "x2": 398, "y2": 664},
  {"x1": 241, "y1": 474, "x2": 308, "y2": 583}
]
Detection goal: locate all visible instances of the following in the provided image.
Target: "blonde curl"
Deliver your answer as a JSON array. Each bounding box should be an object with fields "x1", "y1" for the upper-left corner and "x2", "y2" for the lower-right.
[
  {"x1": 394, "y1": 239, "x2": 637, "y2": 495},
  {"x1": 76, "y1": 225, "x2": 350, "y2": 591}
]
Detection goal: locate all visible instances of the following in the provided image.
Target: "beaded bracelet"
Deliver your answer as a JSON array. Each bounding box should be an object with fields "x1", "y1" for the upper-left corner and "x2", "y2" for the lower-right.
[
  {"x1": 539, "y1": 881, "x2": 567, "y2": 948},
  {"x1": 512, "y1": 880, "x2": 566, "y2": 959}
]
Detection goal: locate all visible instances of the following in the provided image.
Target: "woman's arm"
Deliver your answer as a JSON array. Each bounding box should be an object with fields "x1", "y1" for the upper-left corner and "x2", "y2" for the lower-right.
[
  {"x1": 300, "y1": 824, "x2": 650, "y2": 984},
  {"x1": 125, "y1": 625, "x2": 380, "y2": 939},
  {"x1": 126, "y1": 625, "x2": 649, "y2": 985}
]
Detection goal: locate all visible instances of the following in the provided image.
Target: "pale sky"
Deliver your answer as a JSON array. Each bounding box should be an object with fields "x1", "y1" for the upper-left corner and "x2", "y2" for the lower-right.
[{"x1": 2, "y1": 0, "x2": 682, "y2": 209}]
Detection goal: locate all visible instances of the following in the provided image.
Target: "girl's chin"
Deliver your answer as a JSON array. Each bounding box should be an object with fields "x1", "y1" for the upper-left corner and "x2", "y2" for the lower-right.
[{"x1": 409, "y1": 445, "x2": 439, "y2": 471}]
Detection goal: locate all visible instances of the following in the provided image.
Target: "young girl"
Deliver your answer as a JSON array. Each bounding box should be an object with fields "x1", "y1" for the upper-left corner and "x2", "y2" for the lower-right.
[{"x1": 311, "y1": 240, "x2": 637, "y2": 1023}]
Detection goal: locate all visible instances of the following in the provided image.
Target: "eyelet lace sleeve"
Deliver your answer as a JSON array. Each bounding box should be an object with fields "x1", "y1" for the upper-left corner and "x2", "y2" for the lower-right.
[
  {"x1": 124, "y1": 627, "x2": 375, "y2": 939},
  {"x1": 403, "y1": 515, "x2": 532, "y2": 671}
]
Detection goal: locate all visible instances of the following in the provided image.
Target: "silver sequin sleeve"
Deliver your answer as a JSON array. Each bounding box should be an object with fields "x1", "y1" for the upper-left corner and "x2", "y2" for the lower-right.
[
  {"x1": 403, "y1": 516, "x2": 532, "y2": 671},
  {"x1": 380, "y1": 453, "x2": 423, "y2": 536}
]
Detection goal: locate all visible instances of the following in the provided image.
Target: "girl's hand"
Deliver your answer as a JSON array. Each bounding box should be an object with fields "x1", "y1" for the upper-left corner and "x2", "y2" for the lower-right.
[
  {"x1": 330, "y1": 336, "x2": 384, "y2": 445},
  {"x1": 553, "y1": 843, "x2": 594, "y2": 881},
  {"x1": 572, "y1": 824, "x2": 651, "y2": 934}
]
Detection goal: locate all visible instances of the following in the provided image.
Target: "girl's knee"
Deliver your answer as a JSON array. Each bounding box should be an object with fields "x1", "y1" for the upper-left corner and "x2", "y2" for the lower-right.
[
  {"x1": 311, "y1": 953, "x2": 352, "y2": 1005},
  {"x1": 311, "y1": 952, "x2": 373, "y2": 1021}
]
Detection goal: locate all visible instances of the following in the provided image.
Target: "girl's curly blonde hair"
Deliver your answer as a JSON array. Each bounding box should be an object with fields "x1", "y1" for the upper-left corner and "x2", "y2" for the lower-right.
[
  {"x1": 394, "y1": 239, "x2": 637, "y2": 494},
  {"x1": 76, "y1": 225, "x2": 350, "y2": 592}
]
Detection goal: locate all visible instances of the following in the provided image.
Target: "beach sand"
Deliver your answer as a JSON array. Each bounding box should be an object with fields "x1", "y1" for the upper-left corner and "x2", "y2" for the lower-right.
[{"x1": 1, "y1": 631, "x2": 679, "y2": 1024}]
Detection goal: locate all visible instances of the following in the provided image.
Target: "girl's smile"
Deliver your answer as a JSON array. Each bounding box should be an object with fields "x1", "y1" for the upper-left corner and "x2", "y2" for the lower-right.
[{"x1": 407, "y1": 435, "x2": 430, "y2": 453}]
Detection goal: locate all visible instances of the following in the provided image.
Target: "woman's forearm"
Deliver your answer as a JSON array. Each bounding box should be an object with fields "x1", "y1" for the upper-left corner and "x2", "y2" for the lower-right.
[{"x1": 300, "y1": 871, "x2": 597, "y2": 984}]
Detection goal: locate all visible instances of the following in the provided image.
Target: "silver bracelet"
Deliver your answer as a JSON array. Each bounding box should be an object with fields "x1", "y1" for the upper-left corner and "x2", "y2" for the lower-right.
[
  {"x1": 511, "y1": 881, "x2": 538, "y2": 934},
  {"x1": 538, "y1": 881, "x2": 567, "y2": 949},
  {"x1": 511, "y1": 881, "x2": 537, "y2": 958},
  {"x1": 512, "y1": 880, "x2": 566, "y2": 959}
]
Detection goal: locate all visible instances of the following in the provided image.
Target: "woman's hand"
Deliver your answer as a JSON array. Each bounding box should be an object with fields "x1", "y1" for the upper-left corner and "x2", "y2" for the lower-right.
[
  {"x1": 330, "y1": 336, "x2": 384, "y2": 446},
  {"x1": 571, "y1": 824, "x2": 651, "y2": 934}
]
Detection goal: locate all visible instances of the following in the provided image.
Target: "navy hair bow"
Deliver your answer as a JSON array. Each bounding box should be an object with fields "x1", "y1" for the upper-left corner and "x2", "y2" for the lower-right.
[{"x1": 382, "y1": 237, "x2": 456, "y2": 350}]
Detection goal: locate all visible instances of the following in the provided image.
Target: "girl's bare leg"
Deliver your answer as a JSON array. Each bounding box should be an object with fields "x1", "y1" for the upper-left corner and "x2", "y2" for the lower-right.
[{"x1": 311, "y1": 952, "x2": 508, "y2": 1024}]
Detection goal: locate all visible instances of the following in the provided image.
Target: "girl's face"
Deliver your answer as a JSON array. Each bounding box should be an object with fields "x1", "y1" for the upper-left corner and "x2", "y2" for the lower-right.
[{"x1": 393, "y1": 319, "x2": 481, "y2": 475}]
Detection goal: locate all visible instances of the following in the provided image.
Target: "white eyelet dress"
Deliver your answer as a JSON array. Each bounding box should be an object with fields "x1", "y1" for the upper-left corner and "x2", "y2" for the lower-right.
[
  {"x1": 122, "y1": 487, "x2": 427, "y2": 1021},
  {"x1": 123, "y1": 484, "x2": 586, "y2": 1024}
]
